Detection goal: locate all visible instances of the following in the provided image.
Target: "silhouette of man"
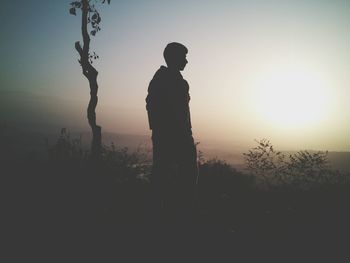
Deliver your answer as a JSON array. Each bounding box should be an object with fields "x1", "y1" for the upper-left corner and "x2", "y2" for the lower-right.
[{"x1": 146, "y1": 42, "x2": 198, "y2": 222}]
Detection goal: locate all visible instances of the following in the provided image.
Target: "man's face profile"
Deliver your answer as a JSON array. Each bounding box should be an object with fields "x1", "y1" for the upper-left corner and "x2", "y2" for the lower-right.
[
  {"x1": 164, "y1": 42, "x2": 188, "y2": 71},
  {"x1": 177, "y1": 53, "x2": 188, "y2": 71},
  {"x1": 167, "y1": 52, "x2": 188, "y2": 71}
]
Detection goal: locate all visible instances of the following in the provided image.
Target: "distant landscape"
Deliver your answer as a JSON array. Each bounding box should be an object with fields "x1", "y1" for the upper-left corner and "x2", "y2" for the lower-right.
[{"x1": 2, "y1": 124, "x2": 350, "y2": 173}]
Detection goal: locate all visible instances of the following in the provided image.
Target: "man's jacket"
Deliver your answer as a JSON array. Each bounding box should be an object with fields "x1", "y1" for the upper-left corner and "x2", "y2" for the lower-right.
[{"x1": 146, "y1": 66, "x2": 192, "y2": 136}]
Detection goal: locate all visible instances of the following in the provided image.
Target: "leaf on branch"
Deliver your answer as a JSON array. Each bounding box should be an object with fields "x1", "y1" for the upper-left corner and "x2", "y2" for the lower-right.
[
  {"x1": 69, "y1": 7, "x2": 76, "y2": 15},
  {"x1": 91, "y1": 30, "x2": 96, "y2": 36}
]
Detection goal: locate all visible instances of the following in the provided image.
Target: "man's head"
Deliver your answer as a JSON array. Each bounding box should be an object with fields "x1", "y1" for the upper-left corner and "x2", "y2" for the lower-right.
[{"x1": 163, "y1": 42, "x2": 188, "y2": 71}]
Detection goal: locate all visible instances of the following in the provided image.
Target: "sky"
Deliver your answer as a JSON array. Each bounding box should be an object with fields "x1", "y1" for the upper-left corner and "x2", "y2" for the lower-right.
[{"x1": 1, "y1": 0, "x2": 350, "y2": 151}]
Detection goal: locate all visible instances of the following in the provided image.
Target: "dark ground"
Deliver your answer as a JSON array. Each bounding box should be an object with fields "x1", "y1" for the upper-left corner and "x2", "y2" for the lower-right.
[{"x1": 3, "y1": 158, "x2": 350, "y2": 263}]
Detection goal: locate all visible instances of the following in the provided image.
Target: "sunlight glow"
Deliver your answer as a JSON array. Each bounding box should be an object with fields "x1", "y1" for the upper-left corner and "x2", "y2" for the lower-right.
[{"x1": 253, "y1": 65, "x2": 331, "y2": 129}]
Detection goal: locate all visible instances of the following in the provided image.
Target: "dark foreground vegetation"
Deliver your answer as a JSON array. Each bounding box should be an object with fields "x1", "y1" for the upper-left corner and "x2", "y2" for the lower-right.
[{"x1": 3, "y1": 130, "x2": 350, "y2": 261}]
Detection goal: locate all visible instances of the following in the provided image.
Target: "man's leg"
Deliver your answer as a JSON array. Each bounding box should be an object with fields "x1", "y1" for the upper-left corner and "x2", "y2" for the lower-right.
[
  {"x1": 151, "y1": 133, "x2": 176, "y2": 217},
  {"x1": 172, "y1": 135, "x2": 198, "y2": 228}
]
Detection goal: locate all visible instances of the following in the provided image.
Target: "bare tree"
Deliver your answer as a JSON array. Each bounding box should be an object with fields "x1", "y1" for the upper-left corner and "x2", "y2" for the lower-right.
[{"x1": 69, "y1": 0, "x2": 110, "y2": 159}]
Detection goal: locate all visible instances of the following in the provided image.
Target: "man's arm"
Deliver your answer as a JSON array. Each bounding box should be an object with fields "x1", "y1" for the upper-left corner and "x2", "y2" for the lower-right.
[{"x1": 146, "y1": 77, "x2": 173, "y2": 131}]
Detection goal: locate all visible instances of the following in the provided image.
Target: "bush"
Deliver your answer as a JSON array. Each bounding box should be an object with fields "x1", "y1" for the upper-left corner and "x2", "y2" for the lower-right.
[
  {"x1": 243, "y1": 139, "x2": 345, "y2": 189},
  {"x1": 47, "y1": 128, "x2": 86, "y2": 162},
  {"x1": 47, "y1": 128, "x2": 152, "y2": 182}
]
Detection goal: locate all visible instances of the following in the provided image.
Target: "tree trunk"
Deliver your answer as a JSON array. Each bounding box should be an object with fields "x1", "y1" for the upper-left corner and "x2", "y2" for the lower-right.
[
  {"x1": 87, "y1": 77, "x2": 102, "y2": 159},
  {"x1": 75, "y1": 0, "x2": 102, "y2": 159}
]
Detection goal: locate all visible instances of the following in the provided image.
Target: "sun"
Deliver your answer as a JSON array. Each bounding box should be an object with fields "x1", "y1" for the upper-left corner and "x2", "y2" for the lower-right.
[{"x1": 253, "y1": 65, "x2": 330, "y2": 129}]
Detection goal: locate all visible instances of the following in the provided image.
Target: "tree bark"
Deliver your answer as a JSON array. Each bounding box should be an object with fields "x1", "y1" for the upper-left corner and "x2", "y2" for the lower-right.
[{"x1": 75, "y1": 0, "x2": 102, "y2": 159}]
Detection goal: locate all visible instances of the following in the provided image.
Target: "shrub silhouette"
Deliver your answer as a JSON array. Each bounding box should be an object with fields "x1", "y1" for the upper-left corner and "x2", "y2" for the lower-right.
[
  {"x1": 199, "y1": 158, "x2": 254, "y2": 199},
  {"x1": 47, "y1": 128, "x2": 151, "y2": 179},
  {"x1": 243, "y1": 139, "x2": 345, "y2": 189},
  {"x1": 47, "y1": 128, "x2": 86, "y2": 162}
]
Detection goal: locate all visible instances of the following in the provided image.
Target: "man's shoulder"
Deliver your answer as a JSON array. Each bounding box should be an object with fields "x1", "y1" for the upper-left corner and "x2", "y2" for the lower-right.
[
  {"x1": 152, "y1": 66, "x2": 168, "y2": 80},
  {"x1": 148, "y1": 66, "x2": 168, "y2": 94}
]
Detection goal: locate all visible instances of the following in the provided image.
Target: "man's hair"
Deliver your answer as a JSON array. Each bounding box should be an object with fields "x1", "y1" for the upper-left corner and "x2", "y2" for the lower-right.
[{"x1": 163, "y1": 42, "x2": 188, "y2": 64}]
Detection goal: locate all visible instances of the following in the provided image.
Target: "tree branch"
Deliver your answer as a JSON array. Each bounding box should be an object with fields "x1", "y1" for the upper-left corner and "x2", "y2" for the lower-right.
[{"x1": 81, "y1": 0, "x2": 90, "y2": 62}]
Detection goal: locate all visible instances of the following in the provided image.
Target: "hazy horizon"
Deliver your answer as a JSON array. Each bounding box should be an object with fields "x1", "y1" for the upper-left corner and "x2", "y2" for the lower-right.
[{"x1": 2, "y1": 0, "x2": 350, "y2": 152}]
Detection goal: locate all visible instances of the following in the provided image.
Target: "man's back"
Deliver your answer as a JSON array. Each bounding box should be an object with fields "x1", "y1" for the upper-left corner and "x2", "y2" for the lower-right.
[{"x1": 146, "y1": 65, "x2": 192, "y2": 136}]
